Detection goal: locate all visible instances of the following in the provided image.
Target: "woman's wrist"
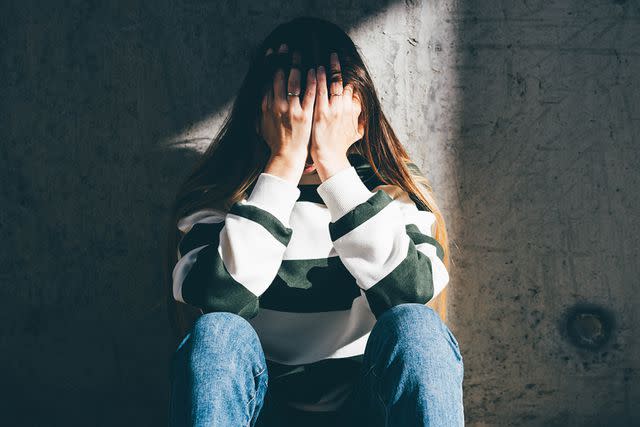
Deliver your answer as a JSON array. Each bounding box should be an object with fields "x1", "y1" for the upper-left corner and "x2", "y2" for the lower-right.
[
  {"x1": 264, "y1": 152, "x2": 306, "y2": 185},
  {"x1": 314, "y1": 152, "x2": 351, "y2": 182}
]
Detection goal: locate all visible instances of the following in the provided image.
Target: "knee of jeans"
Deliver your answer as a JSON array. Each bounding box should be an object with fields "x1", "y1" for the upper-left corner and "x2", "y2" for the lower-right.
[
  {"x1": 374, "y1": 303, "x2": 442, "y2": 335},
  {"x1": 193, "y1": 311, "x2": 255, "y2": 337},
  {"x1": 192, "y1": 311, "x2": 259, "y2": 345},
  {"x1": 370, "y1": 303, "x2": 461, "y2": 360},
  {"x1": 189, "y1": 312, "x2": 266, "y2": 375}
]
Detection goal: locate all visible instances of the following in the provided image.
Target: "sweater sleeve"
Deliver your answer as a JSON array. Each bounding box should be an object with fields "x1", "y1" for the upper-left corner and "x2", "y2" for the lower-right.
[
  {"x1": 316, "y1": 165, "x2": 449, "y2": 319},
  {"x1": 172, "y1": 172, "x2": 300, "y2": 319}
]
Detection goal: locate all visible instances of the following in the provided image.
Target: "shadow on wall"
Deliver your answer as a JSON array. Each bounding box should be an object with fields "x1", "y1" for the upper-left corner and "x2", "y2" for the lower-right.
[{"x1": 0, "y1": 1, "x2": 398, "y2": 426}]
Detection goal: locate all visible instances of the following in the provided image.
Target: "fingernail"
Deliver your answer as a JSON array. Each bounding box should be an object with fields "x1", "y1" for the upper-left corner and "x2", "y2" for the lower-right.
[
  {"x1": 279, "y1": 43, "x2": 288, "y2": 51},
  {"x1": 318, "y1": 65, "x2": 324, "y2": 73},
  {"x1": 331, "y1": 52, "x2": 337, "y2": 61}
]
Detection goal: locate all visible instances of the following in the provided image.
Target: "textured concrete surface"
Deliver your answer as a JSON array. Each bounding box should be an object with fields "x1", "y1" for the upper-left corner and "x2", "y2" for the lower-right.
[
  {"x1": 1, "y1": 0, "x2": 638, "y2": 426},
  {"x1": 448, "y1": 1, "x2": 639, "y2": 425}
]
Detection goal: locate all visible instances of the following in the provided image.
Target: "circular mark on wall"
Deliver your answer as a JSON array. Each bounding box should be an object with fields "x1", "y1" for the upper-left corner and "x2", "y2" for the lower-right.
[{"x1": 562, "y1": 303, "x2": 615, "y2": 350}]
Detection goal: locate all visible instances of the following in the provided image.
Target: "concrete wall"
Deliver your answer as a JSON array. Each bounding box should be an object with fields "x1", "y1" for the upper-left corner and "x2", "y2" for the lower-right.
[
  {"x1": 448, "y1": 1, "x2": 639, "y2": 425},
  {"x1": 1, "y1": 0, "x2": 637, "y2": 425}
]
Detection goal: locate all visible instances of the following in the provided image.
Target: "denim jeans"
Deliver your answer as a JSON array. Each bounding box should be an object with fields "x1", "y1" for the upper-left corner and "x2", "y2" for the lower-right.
[{"x1": 168, "y1": 303, "x2": 465, "y2": 427}]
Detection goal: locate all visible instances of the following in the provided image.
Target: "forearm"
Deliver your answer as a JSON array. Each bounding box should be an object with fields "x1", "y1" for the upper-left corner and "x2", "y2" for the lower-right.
[{"x1": 316, "y1": 166, "x2": 449, "y2": 319}]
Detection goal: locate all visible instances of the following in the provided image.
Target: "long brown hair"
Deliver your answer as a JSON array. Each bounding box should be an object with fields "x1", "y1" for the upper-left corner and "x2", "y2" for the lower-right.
[{"x1": 163, "y1": 16, "x2": 452, "y2": 347}]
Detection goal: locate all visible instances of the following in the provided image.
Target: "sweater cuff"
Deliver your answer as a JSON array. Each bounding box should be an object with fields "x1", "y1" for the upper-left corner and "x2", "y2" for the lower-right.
[
  {"x1": 246, "y1": 173, "x2": 301, "y2": 227},
  {"x1": 316, "y1": 166, "x2": 374, "y2": 222}
]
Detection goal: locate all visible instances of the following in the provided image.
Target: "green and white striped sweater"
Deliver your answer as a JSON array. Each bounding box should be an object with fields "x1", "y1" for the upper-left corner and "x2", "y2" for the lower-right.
[{"x1": 172, "y1": 153, "x2": 449, "y2": 412}]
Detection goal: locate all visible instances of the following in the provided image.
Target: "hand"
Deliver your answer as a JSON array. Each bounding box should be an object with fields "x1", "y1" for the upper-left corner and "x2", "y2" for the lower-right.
[
  {"x1": 258, "y1": 43, "x2": 318, "y2": 184},
  {"x1": 310, "y1": 52, "x2": 365, "y2": 181}
]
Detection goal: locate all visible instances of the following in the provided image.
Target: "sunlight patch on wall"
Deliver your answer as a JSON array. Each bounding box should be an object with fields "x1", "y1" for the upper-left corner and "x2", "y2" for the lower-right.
[{"x1": 160, "y1": 99, "x2": 235, "y2": 154}]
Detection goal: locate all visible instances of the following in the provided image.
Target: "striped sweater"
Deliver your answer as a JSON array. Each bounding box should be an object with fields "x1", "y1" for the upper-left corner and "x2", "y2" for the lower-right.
[{"x1": 172, "y1": 153, "x2": 449, "y2": 412}]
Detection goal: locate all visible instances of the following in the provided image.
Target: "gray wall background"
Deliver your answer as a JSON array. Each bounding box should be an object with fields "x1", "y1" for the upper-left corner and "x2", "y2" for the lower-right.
[{"x1": 1, "y1": 0, "x2": 638, "y2": 426}]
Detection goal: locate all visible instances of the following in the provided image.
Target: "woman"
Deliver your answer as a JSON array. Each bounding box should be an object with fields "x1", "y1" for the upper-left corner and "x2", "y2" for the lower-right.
[{"x1": 165, "y1": 16, "x2": 464, "y2": 427}]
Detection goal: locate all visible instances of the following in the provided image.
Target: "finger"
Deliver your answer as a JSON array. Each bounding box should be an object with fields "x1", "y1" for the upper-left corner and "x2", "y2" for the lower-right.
[
  {"x1": 315, "y1": 65, "x2": 329, "y2": 111},
  {"x1": 344, "y1": 85, "x2": 356, "y2": 123},
  {"x1": 288, "y1": 50, "x2": 302, "y2": 110},
  {"x1": 301, "y1": 68, "x2": 316, "y2": 112},
  {"x1": 342, "y1": 84, "x2": 353, "y2": 105},
  {"x1": 273, "y1": 43, "x2": 288, "y2": 107},
  {"x1": 348, "y1": 88, "x2": 364, "y2": 136},
  {"x1": 329, "y1": 52, "x2": 343, "y2": 108},
  {"x1": 342, "y1": 84, "x2": 358, "y2": 132},
  {"x1": 346, "y1": 85, "x2": 362, "y2": 115},
  {"x1": 351, "y1": 90, "x2": 362, "y2": 112}
]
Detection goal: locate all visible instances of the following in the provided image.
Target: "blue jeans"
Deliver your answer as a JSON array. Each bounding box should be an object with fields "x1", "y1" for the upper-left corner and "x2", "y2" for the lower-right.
[{"x1": 168, "y1": 303, "x2": 465, "y2": 426}]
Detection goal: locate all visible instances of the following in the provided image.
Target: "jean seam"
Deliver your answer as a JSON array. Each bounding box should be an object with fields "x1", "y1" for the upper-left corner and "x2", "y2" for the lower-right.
[
  {"x1": 245, "y1": 366, "x2": 268, "y2": 412},
  {"x1": 254, "y1": 365, "x2": 267, "y2": 378},
  {"x1": 369, "y1": 364, "x2": 389, "y2": 425},
  {"x1": 443, "y1": 327, "x2": 463, "y2": 363}
]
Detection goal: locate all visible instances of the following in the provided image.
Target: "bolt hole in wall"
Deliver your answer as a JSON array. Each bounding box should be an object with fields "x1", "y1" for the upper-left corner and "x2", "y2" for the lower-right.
[{"x1": 562, "y1": 303, "x2": 615, "y2": 351}]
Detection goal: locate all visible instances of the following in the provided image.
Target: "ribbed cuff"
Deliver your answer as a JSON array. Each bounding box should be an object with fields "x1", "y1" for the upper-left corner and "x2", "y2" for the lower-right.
[
  {"x1": 246, "y1": 173, "x2": 301, "y2": 227},
  {"x1": 316, "y1": 166, "x2": 374, "y2": 222}
]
